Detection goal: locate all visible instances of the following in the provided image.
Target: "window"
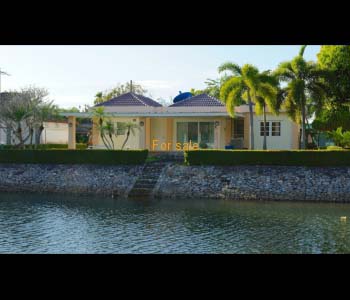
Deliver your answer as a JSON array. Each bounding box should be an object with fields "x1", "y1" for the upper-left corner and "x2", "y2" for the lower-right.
[
  {"x1": 233, "y1": 118, "x2": 244, "y2": 139},
  {"x1": 271, "y1": 122, "x2": 281, "y2": 136},
  {"x1": 116, "y1": 122, "x2": 126, "y2": 135},
  {"x1": 260, "y1": 122, "x2": 270, "y2": 136},
  {"x1": 176, "y1": 122, "x2": 214, "y2": 146},
  {"x1": 199, "y1": 122, "x2": 214, "y2": 144}
]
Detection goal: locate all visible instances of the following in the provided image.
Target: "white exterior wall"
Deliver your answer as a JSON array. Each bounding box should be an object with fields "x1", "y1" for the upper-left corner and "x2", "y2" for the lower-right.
[
  {"x1": 252, "y1": 113, "x2": 295, "y2": 150},
  {"x1": 0, "y1": 127, "x2": 7, "y2": 144},
  {"x1": 41, "y1": 122, "x2": 68, "y2": 144}
]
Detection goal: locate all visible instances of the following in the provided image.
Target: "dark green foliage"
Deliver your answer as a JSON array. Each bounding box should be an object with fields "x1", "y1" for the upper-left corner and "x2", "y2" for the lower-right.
[
  {"x1": 0, "y1": 143, "x2": 87, "y2": 150},
  {"x1": 184, "y1": 150, "x2": 350, "y2": 166},
  {"x1": 0, "y1": 149, "x2": 148, "y2": 164},
  {"x1": 317, "y1": 45, "x2": 350, "y2": 107},
  {"x1": 312, "y1": 106, "x2": 350, "y2": 131}
]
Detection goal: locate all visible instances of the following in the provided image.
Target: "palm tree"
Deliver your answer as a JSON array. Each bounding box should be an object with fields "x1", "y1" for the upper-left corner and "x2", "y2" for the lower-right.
[
  {"x1": 33, "y1": 101, "x2": 57, "y2": 147},
  {"x1": 219, "y1": 63, "x2": 263, "y2": 150},
  {"x1": 120, "y1": 122, "x2": 140, "y2": 150},
  {"x1": 92, "y1": 107, "x2": 114, "y2": 150},
  {"x1": 254, "y1": 71, "x2": 279, "y2": 149},
  {"x1": 274, "y1": 45, "x2": 325, "y2": 149}
]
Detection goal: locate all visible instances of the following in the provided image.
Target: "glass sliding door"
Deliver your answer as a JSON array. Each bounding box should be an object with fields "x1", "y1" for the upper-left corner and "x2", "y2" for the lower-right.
[
  {"x1": 188, "y1": 122, "x2": 198, "y2": 143},
  {"x1": 199, "y1": 122, "x2": 214, "y2": 148},
  {"x1": 177, "y1": 122, "x2": 188, "y2": 143},
  {"x1": 176, "y1": 121, "x2": 215, "y2": 148}
]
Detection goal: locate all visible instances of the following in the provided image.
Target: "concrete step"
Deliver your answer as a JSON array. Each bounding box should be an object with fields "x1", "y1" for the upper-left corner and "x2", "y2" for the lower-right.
[
  {"x1": 133, "y1": 183, "x2": 157, "y2": 189},
  {"x1": 127, "y1": 162, "x2": 168, "y2": 199}
]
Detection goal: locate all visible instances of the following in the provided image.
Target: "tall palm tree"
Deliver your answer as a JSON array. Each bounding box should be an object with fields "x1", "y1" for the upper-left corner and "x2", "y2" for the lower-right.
[
  {"x1": 254, "y1": 71, "x2": 279, "y2": 149},
  {"x1": 219, "y1": 63, "x2": 264, "y2": 150},
  {"x1": 274, "y1": 45, "x2": 325, "y2": 149}
]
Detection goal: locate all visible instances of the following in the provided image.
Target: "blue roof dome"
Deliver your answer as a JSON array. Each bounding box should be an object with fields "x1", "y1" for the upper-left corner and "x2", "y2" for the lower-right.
[{"x1": 173, "y1": 91, "x2": 193, "y2": 103}]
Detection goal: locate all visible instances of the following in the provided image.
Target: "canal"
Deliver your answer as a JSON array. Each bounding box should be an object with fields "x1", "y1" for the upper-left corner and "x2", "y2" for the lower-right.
[{"x1": 1, "y1": 193, "x2": 350, "y2": 253}]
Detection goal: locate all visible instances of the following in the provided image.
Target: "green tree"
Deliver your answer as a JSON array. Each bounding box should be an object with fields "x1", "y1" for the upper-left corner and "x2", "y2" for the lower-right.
[
  {"x1": 328, "y1": 127, "x2": 350, "y2": 148},
  {"x1": 94, "y1": 82, "x2": 148, "y2": 105},
  {"x1": 274, "y1": 46, "x2": 325, "y2": 149},
  {"x1": 317, "y1": 45, "x2": 350, "y2": 108},
  {"x1": 92, "y1": 107, "x2": 114, "y2": 150},
  {"x1": 255, "y1": 71, "x2": 279, "y2": 149},
  {"x1": 312, "y1": 106, "x2": 350, "y2": 132},
  {"x1": 190, "y1": 76, "x2": 229, "y2": 99},
  {"x1": 120, "y1": 122, "x2": 140, "y2": 150},
  {"x1": 0, "y1": 87, "x2": 55, "y2": 148},
  {"x1": 219, "y1": 63, "x2": 263, "y2": 149}
]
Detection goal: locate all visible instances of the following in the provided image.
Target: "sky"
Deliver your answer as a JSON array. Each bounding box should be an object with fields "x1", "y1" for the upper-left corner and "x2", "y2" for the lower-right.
[{"x1": 0, "y1": 45, "x2": 320, "y2": 108}]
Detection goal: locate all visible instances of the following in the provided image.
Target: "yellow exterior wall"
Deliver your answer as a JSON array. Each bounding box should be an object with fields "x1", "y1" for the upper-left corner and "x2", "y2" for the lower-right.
[
  {"x1": 145, "y1": 117, "x2": 151, "y2": 150},
  {"x1": 90, "y1": 114, "x2": 299, "y2": 151},
  {"x1": 91, "y1": 117, "x2": 99, "y2": 146},
  {"x1": 151, "y1": 118, "x2": 168, "y2": 151},
  {"x1": 68, "y1": 116, "x2": 76, "y2": 149},
  {"x1": 225, "y1": 118, "x2": 232, "y2": 145},
  {"x1": 93, "y1": 117, "x2": 141, "y2": 150}
]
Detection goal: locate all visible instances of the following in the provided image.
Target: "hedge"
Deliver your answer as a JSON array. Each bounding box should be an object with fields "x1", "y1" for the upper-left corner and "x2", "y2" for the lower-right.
[
  {"x1": 0, "y1": 149, "x2": 148, "y2": 165},
  {"x1": 0, "y1": 143, "x2": 87, "y2": 150},
  {"x1": 184, "y1": 150, "x2": 350, "y2": 167}
]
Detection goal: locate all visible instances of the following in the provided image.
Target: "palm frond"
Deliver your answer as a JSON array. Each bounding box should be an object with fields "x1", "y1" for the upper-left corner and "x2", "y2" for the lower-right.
[
  {"x1": 299, "y1": 45, "x2": 307, "y2": 57},
  {"x1": 218, "y1": 62, "x2": 242, "y2": 76},
  {"x1": 219, "y1": 77, "x2": 243, "y2": 101}
]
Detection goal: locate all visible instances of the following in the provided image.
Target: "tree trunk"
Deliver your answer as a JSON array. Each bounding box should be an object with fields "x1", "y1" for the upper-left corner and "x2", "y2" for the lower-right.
[
  {"x1": 35, "y1": 125, "x2": 44, "y2": 148},
  {"x1": 29, "y1": 128, "x2": 34, "y2": 146},
  {"x1": 263, "y1": 103, "x2": 267, "y2": 150},
  {"x1": 247, "y1": 90, "x2": 254, "y2": 150},
  {"x1": 121, "y1": 129, "x2": 130, "y2": 150},
  {"x1": 301, "y1": 105, "x2": 307, "y2": 149}
]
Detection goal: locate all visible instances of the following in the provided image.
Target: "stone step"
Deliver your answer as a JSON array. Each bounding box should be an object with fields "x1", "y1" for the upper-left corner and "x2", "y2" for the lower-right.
[
  {"x1": 134, "y1": 179, "x2": 158, "y2": 184},
  {"x1": 133, "y1": 183, "x2": 157, "y2": 189},
  {"x1": 127, "y1": 162, "x2": 168, "y2": 199}
]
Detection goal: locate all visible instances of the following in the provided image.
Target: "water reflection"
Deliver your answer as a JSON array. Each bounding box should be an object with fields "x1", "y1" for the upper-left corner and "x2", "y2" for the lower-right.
[{"x1": 0, "y1": 193, "x2": 349, "y2": 253}]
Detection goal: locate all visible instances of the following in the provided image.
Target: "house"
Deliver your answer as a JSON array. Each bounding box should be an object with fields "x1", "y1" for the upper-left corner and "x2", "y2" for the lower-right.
[{"x1": 63, "y1": 92, "x2": 300, "y2": 150}]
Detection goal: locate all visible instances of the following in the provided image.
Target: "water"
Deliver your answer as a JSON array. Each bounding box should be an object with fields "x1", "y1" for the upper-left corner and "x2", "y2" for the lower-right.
[{"x1": 1, "y1": 193, "x2": 350, "y2": 253}]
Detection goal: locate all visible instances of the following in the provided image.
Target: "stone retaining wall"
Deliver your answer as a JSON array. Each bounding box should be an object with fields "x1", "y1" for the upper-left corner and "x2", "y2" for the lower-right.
[
  {"x1": 0, "y1": 164, "x2": 143, "y2": 197},
  {"x1": 153, "y1": 164, "x2": 350, "y2": 202},
  {"x1": 1, "y1": 163, "x2": 350, "y2": 202}
]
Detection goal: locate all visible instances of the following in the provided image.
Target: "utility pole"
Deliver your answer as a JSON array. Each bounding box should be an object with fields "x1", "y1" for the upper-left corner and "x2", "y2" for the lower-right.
[{"x1": 130, "y1": 80, "x2": 133, "y2": 93}]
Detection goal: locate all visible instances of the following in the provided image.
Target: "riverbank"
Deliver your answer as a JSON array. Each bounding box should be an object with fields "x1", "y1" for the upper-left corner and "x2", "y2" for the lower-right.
[{"x1": 1, "y1": 163, "x2": 350, "y2": 202}]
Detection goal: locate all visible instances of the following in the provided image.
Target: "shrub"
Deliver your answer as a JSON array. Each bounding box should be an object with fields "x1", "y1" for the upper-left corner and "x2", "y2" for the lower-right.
[
  {"x1": 0, "y1": 143, "x2": 87, "y2": 150},
  {"x1": 0, "y1": 149, "x2": 148, "y2": 165},
  {"x1": 327, "y1": 145, "x2": 344, "y2": 150},
  {"x1": 328, "y1": 127, "x2": 350, "y2": 148},
  {"x1": 184, "y1": 150, "x2": 350, "y2": 166}
]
